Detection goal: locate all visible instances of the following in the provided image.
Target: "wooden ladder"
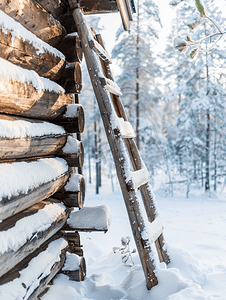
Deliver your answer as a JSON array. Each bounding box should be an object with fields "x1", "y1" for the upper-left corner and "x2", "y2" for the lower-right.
[{"x1": 68, "y1": 0, "x2": 170, "y2": 290}]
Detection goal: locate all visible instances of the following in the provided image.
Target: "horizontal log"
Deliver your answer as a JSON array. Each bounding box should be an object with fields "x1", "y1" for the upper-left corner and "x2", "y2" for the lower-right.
[
  {"x1": 0, "y1": 10, "x2": 66, "y2": 81},
  {"x1": 56, "y1": 62, "x2": 82, "y2": 94},
  {"x1": 0, "y1": 237, "x2": 68, "y2": 300},
  {"x1": 61, "y1": 253, "x2": 86, "y2": 281},
  {"x1": 37, "y1": 0, "x2": 118, "y2": 18},
  {"x1": 53, "y1": 104, "x2": 85, "y2": 133},
  {"x1": 54, "y1": 173, "x2": 85, "y2": 209},
  {"x1": 0, "y1": 157, "x2": 69, "y2": 221},
  {"x1": 0, "y1": 199, "x2": 71, "y2": 278},
  {"x1": 66, "y1": 205, "x2": 112, "y2": 233},
  {"x1": 58, "y1": 135, "x2": 84, "y2": 168},
  {"x1": 57, "y1": 34, "x2": 83, "y2": 63},
  {"x1": 0, "y1": 114, "x2": 67, "y2": 161},
  {"x1": 0, "y1": 58, "x2": 74, "y2": 120},
  {"x1": 0, "y1": 0, "x2": 66, "y2": 47}
]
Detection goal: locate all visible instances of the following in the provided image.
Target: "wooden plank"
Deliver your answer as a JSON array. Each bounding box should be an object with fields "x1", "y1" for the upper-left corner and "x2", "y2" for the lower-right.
[
  {"x1": 113, "y1": 117, "x2": 136, "y2": 138},
  {"x1": 88, "y1": 38, "x2": 112, "y2": 64},
  {"x1": 0, "y1": 237, "x2": 68, "y2": 300},
  {"x1": 80, "y1": 0, "x2": 118, "y2": 14},
  {"x1": 0, "y1": 114, "x2": 67, "y2": 162},
  {"x1": 0, "y1": 199, "x2": 71, "y2": 278},
  {"x1": 57, "y1": 34, "x2": 83, "y2": 63},
  {"x1": 68, "y1": 5, "x2": 158, "y2": 289},
  {"x1": 0, "y1": 158, "x2": 69, "y2": 221},
  {"x1": 116, "y1": 0, "x2": 131, "y2": 31},
  {"x1": 56, "y1": 62, "x2": 82, "y2": 94},
  {"x1": 99, "y1": 76, "x2": 122, "y2": 96},
  {"x1": 148, "y1": 216, "x2": 164, "y2": 244},
  {"x1": 0, "y1": 17, "x2": 66, "y2": 81},
  {"x1": 131, "y1": 167, "x2": 150, "y2": 190},
  {"x1": 0, "y1": 59, "x2": 74, "y2": 120},
  {"x1": 0, "y1": 0, "x2": 66, "y2": 47},
  {"x1": 66, "y1": 205, "x2": 111, "y2": 233},
  {"x1": 54, "y1": 104, "x2": 85, "y2": 133}
]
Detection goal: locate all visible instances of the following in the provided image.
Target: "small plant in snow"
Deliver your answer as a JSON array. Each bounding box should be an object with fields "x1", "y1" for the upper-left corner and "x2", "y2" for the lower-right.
[
  {"x1": 113, "y1": 236, "x2": 136, "y2": 267},
  {"x1": 172, "y1": 0, "x2": 226, "y2": 58}
]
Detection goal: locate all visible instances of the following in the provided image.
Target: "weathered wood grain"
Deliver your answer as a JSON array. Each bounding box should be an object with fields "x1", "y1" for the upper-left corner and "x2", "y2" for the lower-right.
[
  {"x1": 0, "y1": 199, "x2": 71, "y2": 278},
  {"x1": 54, "y1": 104, "x2": 85, "y2": 133},
  {"x1": 0, "y1": 114, "x2": 67, "y2": 161},
  {"x1": 56, "y1": 62, "x2": 82, "y2": 94},
  {"x1": 0, "y1": 79, "x2": 74, "y2": 120},
  {"x1": 54, "y1": 173, "x2": 85, "y2": 208},
  {"x1": 0, "y1": 0, "x2": 66, "y2": 47},
  {"x1": 57, "y1": 34, "x2": 83, "y2": 63},
  {"x1": 0, "y1": 170, "x2": 69, "y2": 221},
  {"x1": 0, "y1": 27, "x2": 65, "y2": 81}
]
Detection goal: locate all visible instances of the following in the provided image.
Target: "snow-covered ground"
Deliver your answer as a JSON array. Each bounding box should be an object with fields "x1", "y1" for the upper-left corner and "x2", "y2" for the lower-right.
[{"x1": 42, "y1": 172, "x2": 226, "y2": 300}]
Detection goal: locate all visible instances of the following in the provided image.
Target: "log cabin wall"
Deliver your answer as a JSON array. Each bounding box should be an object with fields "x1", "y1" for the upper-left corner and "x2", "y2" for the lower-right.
[
  {"x1": 0, "y1": 0, "x2": 132, "y2": 296},
  {"x1": 0, "y1": 1, "x2": 87, "y2": 298}
]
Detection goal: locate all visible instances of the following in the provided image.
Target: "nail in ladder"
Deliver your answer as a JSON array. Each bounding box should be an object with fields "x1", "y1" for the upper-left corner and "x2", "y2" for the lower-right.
[{"x1": 68, "y1": 1, "x2": 170, "y2": 290}]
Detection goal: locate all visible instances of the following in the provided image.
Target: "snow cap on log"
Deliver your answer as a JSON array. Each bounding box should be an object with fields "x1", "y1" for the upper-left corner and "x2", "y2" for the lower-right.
[{"x1": 67, "y1": 205, "x2": 112, "y2": 232}]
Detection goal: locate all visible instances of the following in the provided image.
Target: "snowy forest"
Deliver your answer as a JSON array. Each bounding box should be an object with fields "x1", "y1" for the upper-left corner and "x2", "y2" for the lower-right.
[{"x1": 80, "y1": 0, "x2": 226, "y2": 199}]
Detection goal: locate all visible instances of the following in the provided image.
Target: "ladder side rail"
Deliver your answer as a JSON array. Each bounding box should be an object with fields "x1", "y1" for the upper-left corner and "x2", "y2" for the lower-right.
[
  {"x1": 69, "y1": 2, "x2": 158, "y2": 289},
  {"x1": 95, "y1": 34, "x2": 170, "y2": 264}
]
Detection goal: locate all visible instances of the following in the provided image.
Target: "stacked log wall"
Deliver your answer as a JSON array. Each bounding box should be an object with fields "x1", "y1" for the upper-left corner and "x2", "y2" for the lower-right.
[{"x1": 0, "y1": 2, "x2": 86, "y2": 297}]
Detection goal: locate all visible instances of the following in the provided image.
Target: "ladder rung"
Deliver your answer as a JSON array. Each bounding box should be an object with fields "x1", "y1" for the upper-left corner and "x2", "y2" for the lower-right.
[
  {"x1": 147, "y1": 216, "x2": 164, "y2": 244},
  {"x1": 116, "y1": 117, "x2": 136, "y2": 138},
  {"x1": 99, "y1": 76, "x2": 122, "y2": 96},
  {"x1": 131, "y1": 167, "x2": 150, "y2": 190},
  {"x1": 88, "y1": 38, "x2": 112, "y2": 64}
]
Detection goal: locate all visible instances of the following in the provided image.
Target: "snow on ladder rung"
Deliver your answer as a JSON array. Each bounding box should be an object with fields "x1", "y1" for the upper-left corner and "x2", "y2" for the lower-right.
[
  {"x1": 131, "y1": 167, "x2": 150, "y2": 190},
  {"x1": 89, "y1": 38, "x2": 112, "y2": 64},
  {"x1": 147, "y1": 216, "x2": 164, "y2": 244},
  {"x1": 99, "y1": 76, "x2": 122, "y2": 96},
  {"x1": 117, "y1": 118, "x2": 136, "y2": 138}
]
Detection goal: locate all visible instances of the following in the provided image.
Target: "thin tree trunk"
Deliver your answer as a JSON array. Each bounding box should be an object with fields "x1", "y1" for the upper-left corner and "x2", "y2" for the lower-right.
[
  {"x1": 136, "y1": 0, "x2": 140, "y2": 149},
  {"x1": 205, "y1": 110, "x2": 210, "y2": 191},
  {"x1": 88, "y1": 128, "x2": 92, "y2": 184},
  {"x1": 98, "y1": 116, "x2": 102, "y2": 187},
  {"x1": 94, "y1": 118, "x2": 99, "y2": 194},
  {"x1": 213, "y1": 113, "x2": 217, "y2": 191}
]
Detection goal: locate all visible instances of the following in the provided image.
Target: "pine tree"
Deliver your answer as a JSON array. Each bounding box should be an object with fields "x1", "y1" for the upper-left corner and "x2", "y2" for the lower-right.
[{"x1": 112, "y1": 0, "x2": 163, "y2": 172}]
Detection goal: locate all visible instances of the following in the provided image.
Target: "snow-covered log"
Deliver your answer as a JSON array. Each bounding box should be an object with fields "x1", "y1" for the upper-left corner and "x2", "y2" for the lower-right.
[
  {"x1": 56, "y1": 62, "x2": 82, "y2": 94},
  {"x1": 0, "y1": 157, "x2": 69, "y2": 221},
  {"x1": 57, "y1": 34, "x2": 83, "y2": 63},
  {"x1": 0, "y1": 0, "x2": 66, "y2": 47},
  {"x1": 66, "y1": 205, "x2": 112, "y2": 232},
  {"x1": 0, "y1": 58, "x2": 74, "y2": 120},
  {"x1": 0, "y1": 199, "x2": 71, "y2": 278},
  {"x1": 58, "y1": 135, "x2": 84, "y2": 168},
  {"x1": 54, "y1": 104, "x2": 85, "y2": 133},
  {"x1": 61, "y1": 253, "x2": 86, "y2": 281},
  {"x1": 0, "y1": 10, "x2": 66, "y2": 81},
  {"x1": 54, "y1": 173, "x2": 85, "y2": 209},
  {"x1": 0, "y1": 114, "x2": 67, "y2": 161},
  {"x1": 0, "y1": 237, "x2": 68, "y2": 300}
]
